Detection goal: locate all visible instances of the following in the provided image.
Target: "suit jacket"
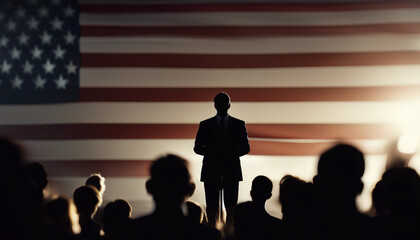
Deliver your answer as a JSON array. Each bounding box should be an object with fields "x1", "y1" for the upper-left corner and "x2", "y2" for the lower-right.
[{"x1": 194, "y1": 115, "x2": 250, "y2": 183}]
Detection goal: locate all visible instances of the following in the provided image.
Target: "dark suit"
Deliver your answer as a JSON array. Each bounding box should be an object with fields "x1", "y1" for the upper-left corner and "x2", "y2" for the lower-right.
[{"x1": 194, "y1": 115, "x2": 250, "y2": 226}]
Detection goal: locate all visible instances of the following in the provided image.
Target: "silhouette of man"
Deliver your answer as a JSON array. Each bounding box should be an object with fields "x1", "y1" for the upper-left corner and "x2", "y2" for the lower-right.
[
  {"x1": 234, "y1": 175, "x2": 282, "y2": 240},
  {"x1": 123, "y1": 154, "x2": 221, "y2": 240},
  {"x1": 194, "y1": 92, "x2": 250, "y2": 229},
  {"x1": 312, "y1": 143, "x2": 371, "y2": 240}
]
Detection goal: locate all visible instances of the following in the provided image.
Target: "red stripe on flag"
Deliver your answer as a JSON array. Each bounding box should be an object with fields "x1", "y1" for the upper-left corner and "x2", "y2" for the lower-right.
[
  {"x1": 81, "y1": 24, "x2": 420, "y2": 37},
  {"x1": 80, "y1": 2, "x2": 420, "y2": 13},
  {"x1": 81, "y1": 52, "x2": 420, "y2": 68},
  {"x1": 250, "y1": 140, "x2": 384, "y2": 156},
  {"x1": 1, "y1": 124, "x2": 398, "y2": 140},
  {"x1": 78, "y1": 87, "x2": 420, "y2": 102}
]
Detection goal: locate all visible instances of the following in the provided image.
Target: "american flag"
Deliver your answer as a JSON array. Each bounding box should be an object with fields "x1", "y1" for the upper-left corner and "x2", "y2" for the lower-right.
[{"x1": 1, "y1": 0, "x2": 420, "y2": 217}]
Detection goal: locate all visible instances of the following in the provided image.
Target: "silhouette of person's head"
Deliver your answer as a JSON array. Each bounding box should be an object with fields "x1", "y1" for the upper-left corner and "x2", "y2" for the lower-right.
[
  {"x1": 102, "y1": 199, "x2": 132, "y2": 238},
  {"x1": 102, "y1": 199, "x2": 132, "y2": 223},
  {"x1": 315, "y1": 143, "x2": 365, "y2": 200},
  {"x1": 214, "y1": 92, "x2": 231, "y2": 117},
  {"x1": 27, "y1": 162, "x2": 48, "y2": 192},
  {"x1": 279, "y1": 175, "x2": 313, "y2": 221},
  {"x1": 146, "y1": 154, "x2": 195, "y2": 208},
  {"x1": 372, "y1": 180, "x2": 386, "y2": 216},
  {"x1": 73, "y1": 185, "x2": 102, "y2": 216},
  {"x1": 44, "y1": 196, "x2": 75, "y2": 234},
  {"x1": 0, "y1": 137, "x2": 25, "y2": 176},
  {"x1": 250, "y1": 175, "x2": 273, "y2": 203},
  {"x1": 85, "y1": 173, "x2": 105, "y2": 197},
  {"x1": 381, "y1": 167, "x2": 420, "y2": 216}
]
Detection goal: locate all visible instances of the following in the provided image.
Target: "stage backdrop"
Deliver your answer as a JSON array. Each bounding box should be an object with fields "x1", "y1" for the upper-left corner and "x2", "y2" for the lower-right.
[{"x1": 1, "y1": 0, "x2": 420, "y2": 218}]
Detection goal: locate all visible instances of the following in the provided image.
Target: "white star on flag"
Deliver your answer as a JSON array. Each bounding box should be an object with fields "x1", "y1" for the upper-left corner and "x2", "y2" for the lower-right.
[
  {"x1": 43, "y1": 59, "x2": 55, "y2": 74},
  {"x1": 1, "y1": 60, "x2": 12, "y2": 74},
  {"x1": 40, "y1": 31, "x2": 52, "y2": 45},
  {"x1": 38, "y1": 7, "x2": 49, "y2": 18},
  {"x1": 51, "y1": 17, "x2": 63, "y2": 31},
  {"x1": 64, "y1": 31, "x2": 76, "y2": 45},
  {"x1": 53, "y1": 45, "x2": 66, "y2": 59},
  {"x1": 18, "y1": 32, "x2": 30, "y2": 45},
  {"x1": 65, "y1": 61, "x2": 77, "y2": 74},
  {"x1": 11, "y1": 75, "x2": 24, "y2": 89},
  {"x1": 16, "y1": 7, "x2": 26, "y2": 18},
  {"x1": 31, "y1": 46, "x2": 43, "y2": 59},
  {"x1": 63, "y1": 6, "x2": 75, "y2": 17},
  {"x1": 27, "y1": 17, "x2": 39, "y2": 30},
  {"x1": 34, "y1": 75, "x2": 47, "y2": 89},
  {"x1": 10, "y1": 47, "x2": 21, "y2": 60},
  {"x1": 55, "y1": 75, "x2": 68, "y2": 89},
  {"x1": 0, "y1": 36, "x2": 8, "y2": 47},
  {"x1": 22, "y1": 61, "x2": 34, "y2": 74},
  {"x1": 7, "y1": 20, "x2": 17, "y2": 32}
]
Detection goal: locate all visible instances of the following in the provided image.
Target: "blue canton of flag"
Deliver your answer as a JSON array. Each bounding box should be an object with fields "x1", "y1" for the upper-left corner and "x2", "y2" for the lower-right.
[{"x1": 0, "y1": 0, "x2": 79, "y2": 104}]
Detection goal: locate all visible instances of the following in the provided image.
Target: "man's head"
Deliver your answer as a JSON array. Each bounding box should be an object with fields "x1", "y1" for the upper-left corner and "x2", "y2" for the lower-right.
[
  {"x1": 315, "y1": 143, "x2": 365, "y2": 199},
  {"x1": 86, "y1": 173, "x2": 106, "y2": 197},
  {"x1": 250, "y1": 175, "x2": 273, "y2": 202},
  {"x1": 214, "y1": 92, "x2": 231, "y2": 117},
  {"x1": 73, "y1": 185, "x2": 102, "y2": 215},
  {"x1": 146, "y1": 154, "x2": 195, "y2": 206}
]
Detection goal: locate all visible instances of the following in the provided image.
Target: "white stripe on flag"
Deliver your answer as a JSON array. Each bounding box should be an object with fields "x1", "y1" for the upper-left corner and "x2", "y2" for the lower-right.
[
  {"x1": 80, "y1": 66, "x2": 420, "y2": 87},
  {"x1": 81, "y1": 35, "x2": 420, "y2": 54},
  {"x1": 1, "y1": 101, "x2": 418, "y2": 124},
  {"x1": 80, "y1": 9, "x2": 420, "y2": 26}
]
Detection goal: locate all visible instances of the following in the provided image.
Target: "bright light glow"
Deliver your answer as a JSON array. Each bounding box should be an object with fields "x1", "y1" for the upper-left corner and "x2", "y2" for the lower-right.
[
  {"x1": 408, "y1": 153, "x2": 420, "y2": 173},
  {"x1": 397, "y1": 133, "x2": 420, "y2": 154}
]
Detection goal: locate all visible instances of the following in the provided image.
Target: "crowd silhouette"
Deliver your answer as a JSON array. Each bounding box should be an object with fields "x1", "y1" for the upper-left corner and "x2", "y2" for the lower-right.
[
  {"x1": 2, "y1": 89, "x2": 420, "y2": 240},
  {"x1": 2, "y1": 136, "x2": 420, "y2": 240}
]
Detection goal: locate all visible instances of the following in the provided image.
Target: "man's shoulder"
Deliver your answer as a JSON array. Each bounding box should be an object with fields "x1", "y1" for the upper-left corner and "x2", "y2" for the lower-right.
[
  {"x1": 200, "y1": 116, "x2": 217, "y2": 125},
  {"x1": 229, "y1": 116, "x2": 246, "y2": 125}
]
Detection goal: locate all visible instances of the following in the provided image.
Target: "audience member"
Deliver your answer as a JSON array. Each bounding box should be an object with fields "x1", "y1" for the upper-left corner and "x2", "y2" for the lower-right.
[
  {"x1": 0, "y1": 137, "x2": 42, "y2": 240},
  {"x1": 371, "y1": 167, "x2": 420, "y2": 240},
  {"x1": 123, "y1": 154, "x2": 221, "y2": 240},
  {"x1": 44, "y1": 196, "x2": 78, "y2": 240},
  {"x1": 73, "y1": 185, "x2": 102, "y2": 240},
  {"x1": 279, "y1": 175, "x2": 314, "y2": 240},
  {"x1": 312, "y1": 143, "x2": 371, "y2": 240},
  {"x1": 234, "y1": 175, "x2": 282, "y2": 240},
  {"x1": 86, "y1": 173, "x2": 106, "y2": 227},
  {"x1": 86, "y1": 173, "x2": 106, "y2": 198},
  {"x1": 44, "y1": 196, "x2": 76, "y2": 235},
  {"x1": 101, "y1": 199, "x2": 132, "y2": 240}
]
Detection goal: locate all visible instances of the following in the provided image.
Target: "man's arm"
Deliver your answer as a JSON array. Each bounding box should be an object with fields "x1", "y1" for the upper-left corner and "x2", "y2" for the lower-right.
[
  {"x1": 236, "y1": 121, "x2": 250, "y2": 157},
  {"x1": 194, "y1": 122, "x2": 208, "y2": 156}
]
